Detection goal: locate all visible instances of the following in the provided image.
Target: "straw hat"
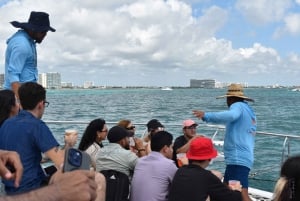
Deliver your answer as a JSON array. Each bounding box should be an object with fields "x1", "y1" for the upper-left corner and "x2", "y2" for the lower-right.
[{"x1": 217, "y1": 83, "x2": 254, "y2": 102}]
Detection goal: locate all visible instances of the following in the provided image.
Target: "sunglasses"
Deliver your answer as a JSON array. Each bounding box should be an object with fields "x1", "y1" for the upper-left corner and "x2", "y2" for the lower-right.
[
  {"x1": 126, "y1": 126, "x2": 136, "y2": 130},
  {"x1": 184, "y1": 126, "x2": 197, "y2": 130}
]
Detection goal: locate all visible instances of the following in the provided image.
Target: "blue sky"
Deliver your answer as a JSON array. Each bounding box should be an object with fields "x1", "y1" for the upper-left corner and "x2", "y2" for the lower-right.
[{"x1": 1, "y1": 0, "x2": 300, "y2": 86}]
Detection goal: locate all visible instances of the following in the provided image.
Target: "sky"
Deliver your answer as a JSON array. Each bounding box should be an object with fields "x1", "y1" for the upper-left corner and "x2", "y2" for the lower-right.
[{"x1": 1, "y1": 0, "x2": 300, "y2": 87}]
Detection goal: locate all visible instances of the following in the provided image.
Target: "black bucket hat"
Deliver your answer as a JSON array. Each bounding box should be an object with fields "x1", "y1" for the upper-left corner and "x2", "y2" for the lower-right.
[{"x1": 10, "y1": 11, "x2": 56, "y2": 32}]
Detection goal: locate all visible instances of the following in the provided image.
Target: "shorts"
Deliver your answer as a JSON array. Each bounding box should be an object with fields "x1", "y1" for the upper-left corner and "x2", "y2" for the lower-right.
[{"x1": 223, "y1": 164, "x2": 250, "y2": 188}]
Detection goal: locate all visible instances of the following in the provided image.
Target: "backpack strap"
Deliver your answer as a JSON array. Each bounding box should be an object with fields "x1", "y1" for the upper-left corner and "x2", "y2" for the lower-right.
[{"x1": 100, "y1": 170, "x2": 130, "y2": 201}]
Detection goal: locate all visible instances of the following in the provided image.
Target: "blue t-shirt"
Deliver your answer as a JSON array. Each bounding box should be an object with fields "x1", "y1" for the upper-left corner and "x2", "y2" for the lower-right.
[
  {"x1": 0, "y1": 110, "x2": 59, "y2": 194},
  {"x1": 4, "y1": 30, "x2": 38, "y2": 89}
]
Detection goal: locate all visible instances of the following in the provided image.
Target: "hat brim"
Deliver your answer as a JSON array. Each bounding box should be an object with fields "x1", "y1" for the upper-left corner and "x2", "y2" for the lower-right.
[
  {"x1": 186, "y1": 149, "x2": 218, "y2": 160},
  {"x1": 183, "y1": 123, "x2": 198, "y2": 128},
  {"x1": 216, "y1": 95, "x2": 254, "y2": 102},
  {"x1": 10, "y1": 21, "x2": 56, "y2": 32}
]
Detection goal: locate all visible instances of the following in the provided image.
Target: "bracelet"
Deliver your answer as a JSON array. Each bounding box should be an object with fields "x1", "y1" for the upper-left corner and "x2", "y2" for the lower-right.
[{"x1": 137, "y1": 149, "x2": 146, "y2": 152}]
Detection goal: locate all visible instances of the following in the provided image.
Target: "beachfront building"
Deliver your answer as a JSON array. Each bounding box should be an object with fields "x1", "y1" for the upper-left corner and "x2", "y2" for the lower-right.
[
  {"x1": 190, "y1": 79, "x2": 216, "y2": 88},
  {"x1": 61, "y1": 82, "x2": 74, "y2": 88},
  {"x1": 39, "y1": 72, "x2": 61, "y2": 89},
  {"x1": 83, "y1": 81, "x2": 94, "y2": 89}
]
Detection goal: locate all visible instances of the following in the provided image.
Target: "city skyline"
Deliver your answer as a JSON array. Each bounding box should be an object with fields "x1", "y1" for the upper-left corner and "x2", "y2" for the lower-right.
[
  {"x1": 0, "y1": 0, "x2": 300, "y2": 86},
  {"x1": 0, "y1": 72, "x2": 298, "y2": 89}
]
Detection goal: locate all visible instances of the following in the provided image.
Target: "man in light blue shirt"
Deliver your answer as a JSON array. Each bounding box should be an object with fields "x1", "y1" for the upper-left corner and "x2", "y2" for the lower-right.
[
  {"x1": 4, "y1": 11, "x2": 55, "y2": 97},
  {"x1": 193, "y1": 83, "x2": 256, "y2": 201},
  {"x1": 130, "y1": 131, "x2": 177, "y2": 201}
]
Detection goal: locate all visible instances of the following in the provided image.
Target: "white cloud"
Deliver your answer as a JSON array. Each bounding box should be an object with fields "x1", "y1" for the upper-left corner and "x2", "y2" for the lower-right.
[
  {"x1": 273, "y1": 13, "x2": 300, "y2": 38},
  {"x1": 0, "y1": 0, "x2": 299, "y2": 86},
  {"x1": 235, "y1": 0, "x2": 292, "y2": 25},
  {"x1": 285, "y1": 13, "x2": 300, "y2": 34}
]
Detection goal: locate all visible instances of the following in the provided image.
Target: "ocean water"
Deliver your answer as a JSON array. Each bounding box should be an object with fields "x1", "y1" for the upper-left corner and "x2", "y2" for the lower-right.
[{"x1": 43, "y1": 87, "x2": 300, "y2": 192}]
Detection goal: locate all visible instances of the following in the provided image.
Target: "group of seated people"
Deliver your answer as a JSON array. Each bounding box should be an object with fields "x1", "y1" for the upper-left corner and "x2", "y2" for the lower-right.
[{"x1": 0, "y1": 82, "x2": 299, "y2": 201}]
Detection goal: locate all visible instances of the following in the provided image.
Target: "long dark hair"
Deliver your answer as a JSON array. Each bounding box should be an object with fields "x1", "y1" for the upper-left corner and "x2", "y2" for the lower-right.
[
  {"x1": 0, "y1": 90, "x2": 16, "y2": 127},
  {"x1": 78, "y1": 118, "x2": 106, "y2": 151}
]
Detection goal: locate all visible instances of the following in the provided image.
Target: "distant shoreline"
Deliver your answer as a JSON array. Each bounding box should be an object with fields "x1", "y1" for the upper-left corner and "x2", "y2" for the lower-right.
[{"x1": 1, "y1": 85, "x2": 299, "y2": 90}]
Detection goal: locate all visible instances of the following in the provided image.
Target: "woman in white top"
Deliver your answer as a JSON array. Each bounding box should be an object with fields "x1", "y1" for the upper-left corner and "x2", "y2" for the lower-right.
[{"x1": 78, "y1": 118, "x2": 108, "y2": 166}]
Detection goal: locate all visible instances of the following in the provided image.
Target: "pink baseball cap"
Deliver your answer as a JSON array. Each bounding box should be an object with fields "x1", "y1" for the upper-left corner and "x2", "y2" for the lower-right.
[{"x1": 183, "y1": 119, "x2": 198, "y2": 128}]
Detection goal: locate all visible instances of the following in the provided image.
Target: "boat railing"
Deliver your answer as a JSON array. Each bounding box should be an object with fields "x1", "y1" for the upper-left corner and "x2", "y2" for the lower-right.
[
  {"x1": 46, "y1": 120, "x2": 300, "y2": 164},
  {"x1": 207, "y1": 124, "x2": 300, "y2": 165},
  {"x1": 45, "y1": 120, "x2": 300, "y2": 196}
]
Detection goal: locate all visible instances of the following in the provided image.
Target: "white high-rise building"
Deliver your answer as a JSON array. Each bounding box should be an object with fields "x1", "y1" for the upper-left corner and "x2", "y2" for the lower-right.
[
  {"x1": 83, "y1": 81, "x2": 94, "y2": 89},
  {"x1": 39, "y1": 72, "x2": 61, "y2": 89}
]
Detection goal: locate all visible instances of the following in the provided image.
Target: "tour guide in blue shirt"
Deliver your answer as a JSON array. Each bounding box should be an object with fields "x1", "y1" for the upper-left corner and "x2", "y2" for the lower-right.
[
  {"x1": 4, "y1": 11, "x2": 55, "y2": 97},
  {"x1": 0, "y1": 82, "x2": 64, "y2": 194},
  {"x1": 193, "y1": 83, "x2": 256, "y2": 201}
]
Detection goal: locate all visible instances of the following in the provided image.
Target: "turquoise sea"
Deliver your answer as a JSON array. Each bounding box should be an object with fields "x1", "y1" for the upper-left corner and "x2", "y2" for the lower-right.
[{"x1": 43, "y1": 87, "x2": 300, "y2": 192}]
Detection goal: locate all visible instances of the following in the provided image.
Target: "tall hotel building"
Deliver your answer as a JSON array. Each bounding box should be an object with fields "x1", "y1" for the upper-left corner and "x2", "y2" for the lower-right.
[
  {"x1": 39, "y1": 72, "x2": 61, "y2": 89},
  {"x1": 190, "y1": 79, "x2": 216, "y2": 88}
]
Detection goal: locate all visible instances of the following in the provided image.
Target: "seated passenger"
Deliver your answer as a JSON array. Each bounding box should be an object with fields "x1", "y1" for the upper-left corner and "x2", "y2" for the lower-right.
[
  {"x1": 143, "y1": 119, "x2": 165, "y2": 154},
  {"x1": 0, "y1": 82, "x2": 65, "y2": 194},
  {"x1": 117, "y1": 119, "x2": 137, "y2": 153},
  {"x1": 78, "y1": 118, "x2": 108, "y2": 166},
  {"x1": 168, "y1": 137, "x2": 242, "y2": 201},
  {"x1": 130, "y1": 131, "x2": 177, "y2": 201},
  {"x1": 172, "y1": 119, "x2": 203, "y2": 167},
  {"x1": 96, "y1": 126, "x2": 146, "y2": 177},
  {"x1": 272, "y1": 155, "x2": 300, "y2": 201},
  {"x1": 117, "y1": 119, "x2": 136, "y2": 137}
]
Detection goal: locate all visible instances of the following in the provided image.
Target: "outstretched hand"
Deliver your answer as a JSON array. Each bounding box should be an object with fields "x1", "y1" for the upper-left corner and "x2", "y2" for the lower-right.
[
  {"x1": 193, "y1": 110, "x2": 205, "y2": 119},
  {"x1": 0, "y1": 150, "x2": 23, "y2": 188}
]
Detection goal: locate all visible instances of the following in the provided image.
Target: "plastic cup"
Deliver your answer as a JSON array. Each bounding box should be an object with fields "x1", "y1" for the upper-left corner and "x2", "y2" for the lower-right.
[
  {"x1": 129, "y1": 137, "x2": 135, "y2": 146},
  {"x1": 176, "y1": 153, "x2": 187, "y2": 167},
  {"x1": 228, "y1": 180, "x2": 240, "y2": 189}
]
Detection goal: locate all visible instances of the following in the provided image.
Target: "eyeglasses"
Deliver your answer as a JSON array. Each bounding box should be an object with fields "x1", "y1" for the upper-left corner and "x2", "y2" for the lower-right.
[
  {"x1": 126, "y1": 126, "x2": 135, "y2": 130},
  {"x1": 150, "y1": 127, "x2": 164, "y2": 133},
  {"x1": 184, "y1": 126, "x2": 197, "y2": 130},
  {"x1": 157, "y1": 127, "x2": 164, "y2": 131},
  {"x1": 43, "y1": 101, "x2": 50, "y2": 107}
]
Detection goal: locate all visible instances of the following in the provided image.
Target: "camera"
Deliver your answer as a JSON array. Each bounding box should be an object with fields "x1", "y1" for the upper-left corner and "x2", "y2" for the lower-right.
[
  {"x1": 68, "y1": 148, "x2": 82, "y2": 167},
  {"x1": 63, "y1": 148, "x2": 91, "y2": 172}
]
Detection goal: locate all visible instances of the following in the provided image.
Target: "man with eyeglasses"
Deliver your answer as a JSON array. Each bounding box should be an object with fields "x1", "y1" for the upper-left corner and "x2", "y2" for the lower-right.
[
  {"x1": 172, "y1": 119, "x2": 203, "y2": 167},
  {"x1": 0, "y1": 82, "x2": 64, "y2": 194}
]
